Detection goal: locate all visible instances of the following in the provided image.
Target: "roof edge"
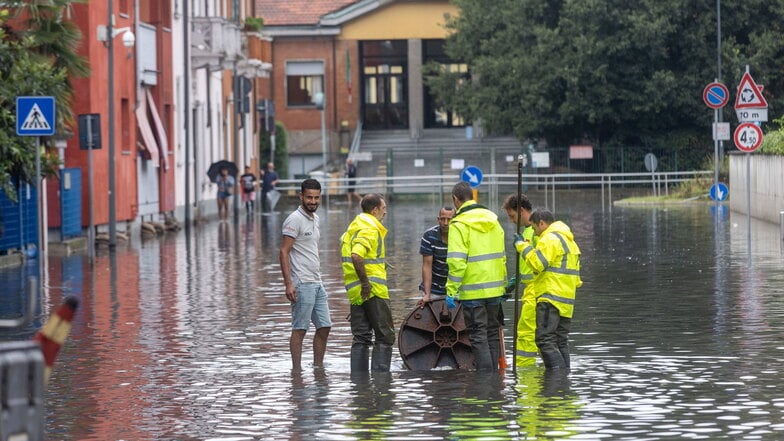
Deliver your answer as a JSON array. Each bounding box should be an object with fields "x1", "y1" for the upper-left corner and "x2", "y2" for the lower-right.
[
  {"x1": 320, "y1": 0, "x2": 395, "y2": 27},
  {"x1": 263, "y1": 26, "x2": 342, "y2": 37}
]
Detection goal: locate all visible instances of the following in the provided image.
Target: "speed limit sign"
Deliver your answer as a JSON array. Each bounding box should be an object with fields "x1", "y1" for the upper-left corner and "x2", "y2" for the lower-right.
[{"x1": 733, "y1": 123, "x2": 763, "y2": 152}]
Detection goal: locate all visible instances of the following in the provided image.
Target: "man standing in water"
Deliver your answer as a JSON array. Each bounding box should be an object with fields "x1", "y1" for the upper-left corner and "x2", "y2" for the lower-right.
[
  {"x1": 279, "y1": 179, "x2": 332, "y2": 371},
  {"x1": 503, "y1": 194, "x2": 539, "y2": 368},
  {"x1": 446, "y1": 182, "x2": 507, "y2": 370},
  {"x1": 341, "y1": 193, "x2": 394, "y2": 372},
  {"x1": 519, "y1": 208, "x2": 581, "y2": 371},
  {"x1": 418, "y1": 206, "x2": 455, "y2": 306}
]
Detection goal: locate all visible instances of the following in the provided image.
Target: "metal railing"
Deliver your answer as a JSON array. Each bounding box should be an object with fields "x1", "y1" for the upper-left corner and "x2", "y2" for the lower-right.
[{"x1": 277, "y1": 170, "x2": 712, "y2": 212}]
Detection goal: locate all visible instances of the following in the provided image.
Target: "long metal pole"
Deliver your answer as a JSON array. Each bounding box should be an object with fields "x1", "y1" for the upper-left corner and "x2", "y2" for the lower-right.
[
  {"x1": 232, "y1": 73, "x2": 240, "y2": 220},
  {"x1": 35, "y1": 137, "x2": 42, "y2": 258},
  {"x1": 716, "y1": 0, "x2": 724, "y2": 159},
  {"x1": 232, "y1": 2, "x2": 240, "y2": 220},
  {"x1": 107, "y1": 4, "x2": 117, "y2": 247},
  {"x1": 321, "y1": 106, "x2": 328, "y2": 208},
  {"x1": 512, "y1": 154, "x2": 523, "y2": 372},
  {"x1": 87, "y1": 117, "x2": 95, "y2": 263},
  {"x1": 183, "y1": 0, "x2": 191, "y2": 229}
]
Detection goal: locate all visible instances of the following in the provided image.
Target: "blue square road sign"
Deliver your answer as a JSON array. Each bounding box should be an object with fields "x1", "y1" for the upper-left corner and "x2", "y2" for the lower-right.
[{"x1": 16, "y1": 96, "x2": 56, "y2": 136}]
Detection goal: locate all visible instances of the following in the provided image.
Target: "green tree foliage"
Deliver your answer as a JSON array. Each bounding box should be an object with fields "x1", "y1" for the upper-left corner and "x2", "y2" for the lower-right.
[
  {"x1": 0, "y1": 25, "x2": 68, "y2": 200},
  {"x1": 0, "y1": 1, "x2": 88, "y2": 199},
  {"x1": 259, "y1": 121, "x2": 289, "y2": 179},
  {"x1": 760, "y1": 115, "x2": 784, "y2": 155},
  {"x1": 428, "y1": 0, "x2": 784, "y2": 159}
]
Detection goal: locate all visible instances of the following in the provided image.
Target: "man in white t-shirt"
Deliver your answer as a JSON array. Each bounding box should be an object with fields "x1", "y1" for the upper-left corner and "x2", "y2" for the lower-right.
[{"x1": 279, "y1": 178, "x2": 332, "y2": 371}]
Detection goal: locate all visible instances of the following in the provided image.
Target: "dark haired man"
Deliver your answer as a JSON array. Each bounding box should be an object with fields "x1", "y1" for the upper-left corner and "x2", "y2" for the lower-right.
[
  {"x1": 279, "y1": 178, "x2": 331, "y2": 371},
  {"x1": 418, "y1": 206, "x2": 455, "y2": 306},
  {"x1": 446, "y1": 182, "x2": 507, "y2": 370},
  {"x1": 341, "y1": 193, "x2": 395, "y2": 372},
  {"x1": 503, "y1": 194, "x2": 539, "y2": 368},
  {"x1": 519, "y1": 208, "x2": 582, "y2": 371}
]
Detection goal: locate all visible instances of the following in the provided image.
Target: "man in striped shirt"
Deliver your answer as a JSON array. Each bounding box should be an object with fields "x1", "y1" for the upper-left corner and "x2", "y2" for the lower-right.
[{"x1": 418, "y1": 206, "x2": 455, "y2": 305}]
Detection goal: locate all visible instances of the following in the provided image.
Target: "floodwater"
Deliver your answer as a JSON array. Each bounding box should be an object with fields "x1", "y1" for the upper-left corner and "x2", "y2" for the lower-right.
[{"x1": 2, "y1": 190, "x2": 784, "y2": 440}]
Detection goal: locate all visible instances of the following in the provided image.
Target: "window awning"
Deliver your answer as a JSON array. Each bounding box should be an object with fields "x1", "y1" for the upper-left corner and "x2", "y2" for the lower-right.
[
  {"x1": 145, "y1": 88, "x2": 169, "y2": 171},
  {"x1": 136, "y1": 91, "x2": 160, "y2": 168}
]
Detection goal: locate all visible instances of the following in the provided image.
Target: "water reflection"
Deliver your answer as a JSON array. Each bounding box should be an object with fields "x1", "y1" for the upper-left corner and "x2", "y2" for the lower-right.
[{"x1": 2, "y1": 191, "x2": 784, "y2": 440}]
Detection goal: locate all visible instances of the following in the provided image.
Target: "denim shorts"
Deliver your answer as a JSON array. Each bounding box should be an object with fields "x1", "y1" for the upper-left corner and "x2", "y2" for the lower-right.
[{"x1": 291, "y1": 282, "x2": 332, "y2": 330}]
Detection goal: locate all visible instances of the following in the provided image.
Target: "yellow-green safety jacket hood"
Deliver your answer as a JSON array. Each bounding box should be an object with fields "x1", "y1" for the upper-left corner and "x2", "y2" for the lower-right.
[{"x1": 341, "y1": 213, "x2": 389, "y2": 305}]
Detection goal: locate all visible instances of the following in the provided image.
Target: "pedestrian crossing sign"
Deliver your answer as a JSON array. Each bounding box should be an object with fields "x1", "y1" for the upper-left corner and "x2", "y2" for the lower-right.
[{"x1": 16, "y1": 96, "x2": 56, "y2": 136}]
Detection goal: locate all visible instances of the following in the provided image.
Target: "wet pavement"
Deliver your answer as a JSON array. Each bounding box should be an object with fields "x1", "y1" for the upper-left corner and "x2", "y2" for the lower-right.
[{"x1": 2, "y1": 190, "x2": 784, "y2": 440}]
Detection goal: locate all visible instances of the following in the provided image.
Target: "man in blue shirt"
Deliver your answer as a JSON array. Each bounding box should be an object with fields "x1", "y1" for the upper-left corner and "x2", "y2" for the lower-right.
[
  {"x1": 418, "y1": 206, "x2": 455, "y2": 305},
  {"x1": 261, "y1": 162, "x2": 280, "y2": 212}
]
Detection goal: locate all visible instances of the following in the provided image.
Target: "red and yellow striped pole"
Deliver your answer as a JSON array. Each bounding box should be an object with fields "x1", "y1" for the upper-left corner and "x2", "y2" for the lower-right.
[{"x1": 34, "y1": 297, "x2": 79, "y2": 384}]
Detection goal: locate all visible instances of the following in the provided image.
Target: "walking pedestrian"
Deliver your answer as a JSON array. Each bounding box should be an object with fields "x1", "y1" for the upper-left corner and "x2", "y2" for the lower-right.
[
  {"x1": 240, "y1": 166, "x2": 257, "y2": 213},
  {"x1": 340, "y1": 193, "x2": 395, "y2": 372},
  {"x1": 417, "y1": 206, "x2": 455, "y2": 306},
  {"x1": 345, "y1": 158, "x2": 362, "y2": 208},
  {"x1": 518, "y1": 208, "x2": 582, "y2": 371},
  {"x1": 261, "y1": 162, "x2": 279, "y2": 212},
  {"x1": 279, "y1": 179, "x2": 332, "y2": 371},
  {"x1": 216, "y1": 167, "x2": 234, "y2": 221},
  {"x1": 503, "y1": 194, "x2": 539, "y2": 368},
  {"x1": 445, "y1": 182, "x2": 507, "y2": 370}
]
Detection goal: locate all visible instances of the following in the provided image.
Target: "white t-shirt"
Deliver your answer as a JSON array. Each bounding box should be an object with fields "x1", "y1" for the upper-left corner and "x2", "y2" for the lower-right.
[{"x1": 282, "y1": 206, "x2": 321, "y2": 283}]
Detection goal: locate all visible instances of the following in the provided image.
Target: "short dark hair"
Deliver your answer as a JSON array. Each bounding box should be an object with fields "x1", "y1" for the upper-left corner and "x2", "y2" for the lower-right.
[
  {"x1": 441, "y1": 206, "x2": 455, "y2": 213},
  {"x1": 503, "y1": 194, "x2": 532, "y2": 212},
  {"x1": 301, "y1": 178, "x2": 321, "y2": 192},
  {"x1": 361, "y1": 193, "x2": 385, "y2": 214},
  {"x1": 529, "y1": 208, "x2": 555, "y2": 225},
  {"x1": 451, "y1": 182, "x2": 473, "y2": 202}
]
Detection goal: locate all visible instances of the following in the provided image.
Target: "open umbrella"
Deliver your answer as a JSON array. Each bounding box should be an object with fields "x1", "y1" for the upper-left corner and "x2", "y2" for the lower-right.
[{"x1": 207, "y1": 160, "x2": 238, "y2": 183}]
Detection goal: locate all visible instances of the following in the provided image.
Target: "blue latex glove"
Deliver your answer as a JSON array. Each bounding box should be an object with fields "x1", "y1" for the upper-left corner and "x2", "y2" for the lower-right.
[
  {"x1": 445, "y1": 295, "x2": 457, "y2": 309},
  {"x1": 513, "y1": 233, "x2": 526, "y2": 253}
]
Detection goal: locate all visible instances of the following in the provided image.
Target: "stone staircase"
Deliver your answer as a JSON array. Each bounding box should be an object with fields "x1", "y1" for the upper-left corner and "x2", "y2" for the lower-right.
[{"x1": 351, "y1": 128, "x2": 524, "y2": 195}]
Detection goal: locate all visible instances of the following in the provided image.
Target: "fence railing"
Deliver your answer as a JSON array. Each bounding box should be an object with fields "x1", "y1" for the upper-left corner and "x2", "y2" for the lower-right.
[{"x1": 277, "y1": 170, "x2": 712, "y2": 212}]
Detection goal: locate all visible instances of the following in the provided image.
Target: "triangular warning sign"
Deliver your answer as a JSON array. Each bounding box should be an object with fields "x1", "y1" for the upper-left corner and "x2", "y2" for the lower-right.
[
  {"x1": 21, "y1": 103, "x2": 52, "y2": 131},
  {"x1": 734, "y1": 72, "x2": 768, "y2": 109}
]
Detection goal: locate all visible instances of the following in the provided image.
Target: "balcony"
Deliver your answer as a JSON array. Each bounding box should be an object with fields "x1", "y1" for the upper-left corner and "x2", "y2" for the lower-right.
[{"x1": 191, "y1": 16, "x2": 241, "y2": 70}]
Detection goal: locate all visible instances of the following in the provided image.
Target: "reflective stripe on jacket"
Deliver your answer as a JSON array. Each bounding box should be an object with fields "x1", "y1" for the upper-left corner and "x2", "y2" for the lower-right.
[
  {"x1": 446, "y1": 200, "x2": 506, "y2": 301},
  {"x1": 341, "y1": 213, "x2": 388, "y2": 305},
  {"x1": 521, "y1": 220, "x2": 581, "y2": 318},
  {"x1": 515, "y1": 225, "x2": 537, "y2": 301}
]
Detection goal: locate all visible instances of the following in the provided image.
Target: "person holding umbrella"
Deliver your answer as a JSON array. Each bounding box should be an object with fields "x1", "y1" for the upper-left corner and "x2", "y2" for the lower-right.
[{"x1": 216, "y1": 166, "x2": 234, "y2": 221}]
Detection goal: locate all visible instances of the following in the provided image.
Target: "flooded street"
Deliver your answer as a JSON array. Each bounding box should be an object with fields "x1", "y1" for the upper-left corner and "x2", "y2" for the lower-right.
[{"x1": 2, "y1": 190, "x2": 784, "y2": 440}]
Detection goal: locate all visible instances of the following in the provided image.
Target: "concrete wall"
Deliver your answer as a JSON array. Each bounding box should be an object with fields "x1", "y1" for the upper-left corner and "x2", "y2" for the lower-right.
[{"x1": 729, "y1": 153, "x2": 784, "y2": 224}]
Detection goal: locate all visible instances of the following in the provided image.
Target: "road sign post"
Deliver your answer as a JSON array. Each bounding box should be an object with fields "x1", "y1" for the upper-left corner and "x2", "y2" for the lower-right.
[
  {"x1": 16, "y1": 96, "x2": 55, "y2": 289},
  {"x1": 703, "y1": 81, "x2": 730, "y2": 207}
]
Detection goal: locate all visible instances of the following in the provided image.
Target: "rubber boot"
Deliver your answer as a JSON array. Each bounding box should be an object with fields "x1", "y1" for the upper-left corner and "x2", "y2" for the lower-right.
[
  {"x1": 558, "y1": 344, "x2": 570, "y2": 370},
  {"x1": 540, "y1": 350, "x2": 567, "y2": 370},
  {"x1": 474, "y1": 350, "x2": 494, "y2": 371},
  {"x1": 370, "y1": 344, "x2": 393, "y2": 372},
  {"x1": 351, "y1": 344, "x2": 370, "y2": 372}
]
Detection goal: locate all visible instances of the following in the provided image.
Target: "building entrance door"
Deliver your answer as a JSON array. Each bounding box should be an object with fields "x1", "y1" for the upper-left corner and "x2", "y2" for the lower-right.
[{"x1": 361, "y1": 40, "x2": 408, "y2": 130}]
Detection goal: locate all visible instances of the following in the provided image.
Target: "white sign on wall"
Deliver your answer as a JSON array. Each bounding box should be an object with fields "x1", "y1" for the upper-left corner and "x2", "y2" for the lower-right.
[
  {"x1": 414, "y1": 158, "x2": 425, "y2": 167},
  {"x1": 531, "y1": 152, "x2": 550, "y2": 168},
  {"x1": 712, "y1": 122, "x2": 731, "y2": 141},
  {"x1": 451, "y1": 158, "x2": 465, "y2": 170}
]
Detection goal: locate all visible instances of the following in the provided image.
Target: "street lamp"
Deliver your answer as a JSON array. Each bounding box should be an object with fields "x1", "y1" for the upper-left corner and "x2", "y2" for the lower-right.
[
  {"x1": 313, "y1": 91, "x2": 327, "y2": 177},
  {"x1": 97, "y1": 10, "x2": 135, "y2": 247}
]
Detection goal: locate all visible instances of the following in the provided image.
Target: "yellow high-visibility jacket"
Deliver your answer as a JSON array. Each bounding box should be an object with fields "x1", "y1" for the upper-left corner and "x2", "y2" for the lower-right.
[
  {"x1": 521, "y1": 221, "x2": 582, "y2": 318},
  {"x1": 341, "y1": 213, "x2": 388, "y2": 305},
  {"x1": 446, "y1": 200, "x2": 506, "y2": 301}
]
